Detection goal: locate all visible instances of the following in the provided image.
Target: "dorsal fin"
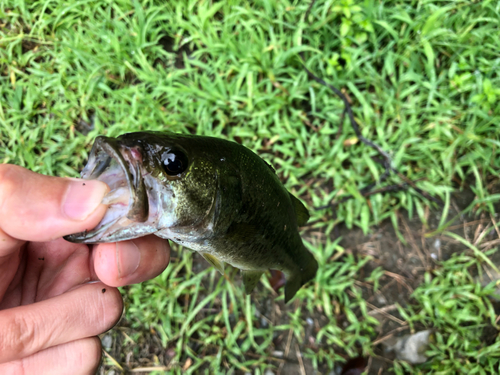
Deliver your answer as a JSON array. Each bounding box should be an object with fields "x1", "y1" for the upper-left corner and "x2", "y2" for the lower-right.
[{"x1": 289, "y1": 193, "x2": 310, "y2": 226}]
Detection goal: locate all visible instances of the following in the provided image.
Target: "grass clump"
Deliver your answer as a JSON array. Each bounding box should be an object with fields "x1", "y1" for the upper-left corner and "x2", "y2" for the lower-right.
[{"x1": 396, "y1": 250, "x2": 500, "y2": 374}]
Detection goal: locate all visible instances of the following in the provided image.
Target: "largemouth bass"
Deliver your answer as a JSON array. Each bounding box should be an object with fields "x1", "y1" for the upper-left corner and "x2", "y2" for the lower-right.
[{"x1": 65, "y1": 132, "x2": 318, "y2": 303}]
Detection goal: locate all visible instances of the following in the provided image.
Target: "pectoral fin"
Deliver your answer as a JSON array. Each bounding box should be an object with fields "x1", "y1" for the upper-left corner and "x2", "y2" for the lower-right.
[
  {"x1": 242, "y1": 270, "x2": 264, "y2": 294},
  {"x1": 201, "y1": 253, "x2": 225, "y2": 274}
]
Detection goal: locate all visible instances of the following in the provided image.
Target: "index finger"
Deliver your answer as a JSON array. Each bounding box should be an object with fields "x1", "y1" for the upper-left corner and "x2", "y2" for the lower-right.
[{"x1": 0, "y1": 164, "x2": 109, "y2": 252}]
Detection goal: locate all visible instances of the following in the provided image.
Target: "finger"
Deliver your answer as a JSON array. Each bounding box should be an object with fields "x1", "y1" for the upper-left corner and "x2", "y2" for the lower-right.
[
  {"x1": 92, "y1": 235, "x2": 170, "y2": 286},
  {"x1": 1, "y1": 240, "x2": 93, "y2": 308},
  {"x1": 0, "y1": 282, "x2": 122, "y2": 364},
  {"x1": 0, "y1": 164, "x2": 109, "y2": 251},
  {"x1": 0, "y1": 337, "x2": 102, "y2": 375},
  {"x1": 20, "y1": 239, "x2": 93, "y2": 304}
]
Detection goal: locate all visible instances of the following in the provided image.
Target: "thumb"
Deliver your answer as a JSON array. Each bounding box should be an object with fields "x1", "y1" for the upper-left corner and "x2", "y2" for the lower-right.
[{"x1": 0, "y1": 164, "x2": 109, "y2": 244}]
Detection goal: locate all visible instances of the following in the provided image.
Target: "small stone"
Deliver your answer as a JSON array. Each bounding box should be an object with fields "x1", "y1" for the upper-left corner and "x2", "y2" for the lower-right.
[
  {"x1": 376, "y1": 294, "x2": 387, "y2": 305},
  {"x1": 389, "y1": 330, "x2": 433, "y2": 364},
  {"x1": 433, "y1": 238, "x2": 441, "y2": 250}
]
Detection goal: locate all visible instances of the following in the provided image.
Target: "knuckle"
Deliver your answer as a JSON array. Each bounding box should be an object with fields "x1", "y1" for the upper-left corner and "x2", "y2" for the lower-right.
[
  {"x1": 0, "y1": 313, "x2": 36, "y2": 362},
  {"x1": 13, "y1": 314, "x2": 37, "y2": 355}
]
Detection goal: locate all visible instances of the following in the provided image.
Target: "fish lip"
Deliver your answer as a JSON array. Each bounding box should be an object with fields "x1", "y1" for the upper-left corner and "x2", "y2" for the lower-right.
[{"x1": 64, "y1": 136, "x2": 149, "y2": 243}]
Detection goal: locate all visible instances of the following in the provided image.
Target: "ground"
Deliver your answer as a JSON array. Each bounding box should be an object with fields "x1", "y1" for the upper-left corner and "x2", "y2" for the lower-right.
[
  {"x1": 1, "y1": 0, "x2": 500, "y2": 374},
  {"x1": 97, "y1": 185, "x2": 500, "y2": 374}
]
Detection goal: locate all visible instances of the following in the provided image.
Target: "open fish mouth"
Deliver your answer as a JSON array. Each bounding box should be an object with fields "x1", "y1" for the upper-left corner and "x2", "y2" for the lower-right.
[{"x1": 64, "y1": 136, "x2": 149, "y2": 243}]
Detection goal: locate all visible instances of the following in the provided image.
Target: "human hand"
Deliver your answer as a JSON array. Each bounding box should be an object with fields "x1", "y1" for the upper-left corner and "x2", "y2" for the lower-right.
[{"x1": 0, "y1": 165, "x2": 170, "y2": 374}]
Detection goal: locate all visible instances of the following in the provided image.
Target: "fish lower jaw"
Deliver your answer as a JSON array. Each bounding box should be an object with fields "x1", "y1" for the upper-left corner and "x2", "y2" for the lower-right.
[{"x1": 64, "y1": 216, "x2": 123, "y2": 243}]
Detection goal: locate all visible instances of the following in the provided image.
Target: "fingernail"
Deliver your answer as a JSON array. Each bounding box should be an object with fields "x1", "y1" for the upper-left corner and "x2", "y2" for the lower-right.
[
  {"x1": 63, "y1": 179, "x2": 109, "y2": 221},
  {"x1": 116, "y1": 241, "x2": 141, "y2": 278}
]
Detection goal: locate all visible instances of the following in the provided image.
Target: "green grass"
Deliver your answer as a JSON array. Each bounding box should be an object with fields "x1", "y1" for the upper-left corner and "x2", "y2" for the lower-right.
[{"x1": 1, "y1": 0, "x2": 500, "y2": 373}]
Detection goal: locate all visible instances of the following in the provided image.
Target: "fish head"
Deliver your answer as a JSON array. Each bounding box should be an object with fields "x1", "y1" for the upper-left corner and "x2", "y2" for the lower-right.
[{"x1": 64, "y1": 132, "x2": 218, "y2": 243}]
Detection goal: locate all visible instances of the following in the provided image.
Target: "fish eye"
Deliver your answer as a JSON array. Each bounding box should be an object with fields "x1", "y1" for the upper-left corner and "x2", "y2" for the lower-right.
[{"x1": 162, "y1": 150, "x2": 188, "y2": 176}]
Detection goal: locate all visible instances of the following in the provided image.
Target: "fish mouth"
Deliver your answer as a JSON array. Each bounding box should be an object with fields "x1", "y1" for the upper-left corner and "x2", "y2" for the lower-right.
[{"x1": 64, "y1": 136, "x2": 150, "y2": 243}]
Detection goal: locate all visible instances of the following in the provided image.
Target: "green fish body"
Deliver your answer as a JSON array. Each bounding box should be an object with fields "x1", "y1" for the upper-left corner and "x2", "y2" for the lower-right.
[{"x1": 65, "y1": 132, "x2": 318, "y2": 303}]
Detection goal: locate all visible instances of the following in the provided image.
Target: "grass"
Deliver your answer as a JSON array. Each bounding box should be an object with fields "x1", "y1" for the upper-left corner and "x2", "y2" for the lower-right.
[{"x1": 1, "y1": 0, "x2": 500, "y2": 373}]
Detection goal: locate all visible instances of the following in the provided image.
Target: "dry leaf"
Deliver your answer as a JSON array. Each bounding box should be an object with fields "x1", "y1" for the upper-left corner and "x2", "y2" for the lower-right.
[
  {"x1": 343, "y1": 137, "x2": 359, "y2": 147},
  {"x1": 182, "y1": 358, "x2": 193, "y2": 371}
]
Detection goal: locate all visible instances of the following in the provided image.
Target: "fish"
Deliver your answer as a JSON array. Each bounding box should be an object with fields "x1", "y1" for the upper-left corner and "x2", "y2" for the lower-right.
[{"x1": 64, "y1": 132, "x2": 318, "y2": 303}]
